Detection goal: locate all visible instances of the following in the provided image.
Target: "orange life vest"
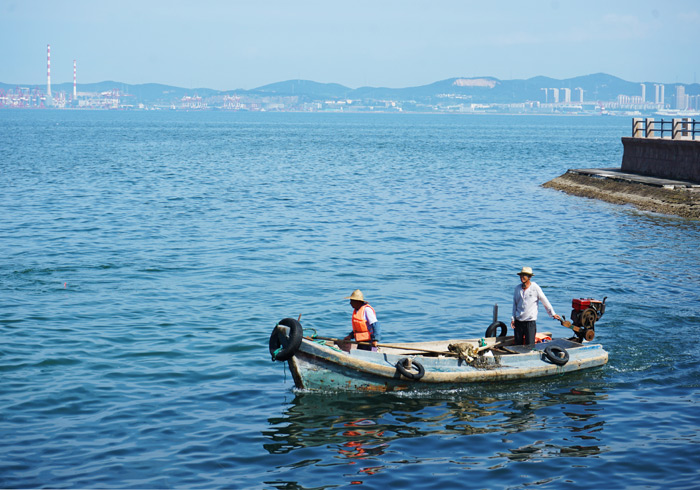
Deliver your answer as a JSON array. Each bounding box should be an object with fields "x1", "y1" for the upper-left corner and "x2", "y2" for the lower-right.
[{"x1": 351, "y1": 304, "x2": 373, "y2": 342}]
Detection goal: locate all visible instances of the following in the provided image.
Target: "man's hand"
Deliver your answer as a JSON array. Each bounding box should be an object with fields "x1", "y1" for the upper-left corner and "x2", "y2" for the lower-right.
[{"x1": 510, "y1": 319, "x2": 515, "y2": 329}]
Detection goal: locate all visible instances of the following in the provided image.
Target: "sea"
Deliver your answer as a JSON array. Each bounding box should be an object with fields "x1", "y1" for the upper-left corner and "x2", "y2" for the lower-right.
[{"x1": 1, "y1": 110, "x2": 699, "y2": 489}]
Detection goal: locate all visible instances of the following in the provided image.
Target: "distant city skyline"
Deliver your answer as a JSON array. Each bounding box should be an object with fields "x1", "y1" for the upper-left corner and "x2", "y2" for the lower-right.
[
  {"x1": 1, "y1": 0, "x2": 699, "y2": 90},
  {"x1": 4, "y1": 71, "x2": 698, "y2": 114}
]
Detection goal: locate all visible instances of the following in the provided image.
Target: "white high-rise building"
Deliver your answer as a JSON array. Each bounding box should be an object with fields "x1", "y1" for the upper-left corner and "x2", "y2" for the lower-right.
[
  {"x1": 550, "y1": 88, "x2": 559, "y2": 104},
  {"x1": 640, "y1": 83, "x2": 646, "y2": 103},
  {"x1": 655, "y1": 84, "x2": 665, "y2": 106},
  {"x1": 676, "y1": 85, "x2": 688, "y2": 110},
  {"x1": 561, "y1": 88, "x2": 571, "y2": 103}
]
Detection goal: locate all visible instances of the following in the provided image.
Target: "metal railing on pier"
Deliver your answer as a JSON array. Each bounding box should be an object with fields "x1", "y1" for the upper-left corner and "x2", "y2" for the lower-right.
[{"x1": 632, "y1": 118, "x2": 699, "y2": 140}]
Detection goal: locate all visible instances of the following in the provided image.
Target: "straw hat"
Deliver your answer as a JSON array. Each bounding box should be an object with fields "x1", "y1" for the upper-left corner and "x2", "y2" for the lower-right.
[
  {"x1": 517, "y1": 266, "x2": 534, "y2": 276},
  {"x1": 344, "y1": 289, "x2": 367, "y2": 302}
]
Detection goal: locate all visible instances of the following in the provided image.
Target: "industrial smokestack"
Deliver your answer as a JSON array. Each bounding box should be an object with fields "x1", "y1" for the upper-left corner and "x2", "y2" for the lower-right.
[
  {"x1": 73, "y1": 59, "x2": 77, "y2": 100},
  {"x1": 47, "y1": 44, "x2": 52, "y2": 102}
]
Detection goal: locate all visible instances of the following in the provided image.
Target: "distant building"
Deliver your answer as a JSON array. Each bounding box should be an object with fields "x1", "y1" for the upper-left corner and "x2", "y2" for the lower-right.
[
  {"x1": 561, "y1": 88, "x2": 571, "y2": 103},
  {"x1": 676, "y1": 85, "x2": 687, "y2": 110},
  {"x1": 655, "y1": 84, "x2": 665, "y2": 106},
  {"x1": 550, "y1": 88, "x2": 559, "y2": 104},
  {"x1": 617, "y1": 94, "x2": 630, "y2": 105},
  {"x1": 640, "y1": 83, "x2": 646, "y2": 103},
  {"x1": 574, "y1": 87, "x2": 584, "y2": 103},
  {"x1": 689, "y1": 95, "x2": 699, "y2": 111}
]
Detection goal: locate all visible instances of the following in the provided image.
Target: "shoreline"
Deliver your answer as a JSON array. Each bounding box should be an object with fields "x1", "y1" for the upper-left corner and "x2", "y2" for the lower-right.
[{"x1": 543, "y1": 169, "x2": 700, "y2": 220}]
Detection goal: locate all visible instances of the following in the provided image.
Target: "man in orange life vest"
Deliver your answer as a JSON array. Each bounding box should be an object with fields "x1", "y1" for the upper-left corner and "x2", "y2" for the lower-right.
[{"x1": 344, "y1": 289, "x2": 381, "y2": 350}]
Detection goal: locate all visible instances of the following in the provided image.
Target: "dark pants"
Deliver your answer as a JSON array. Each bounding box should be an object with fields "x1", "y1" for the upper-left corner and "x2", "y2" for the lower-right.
[{"x1": 514, "y1": 320, "x2": 536, "y2": 345}]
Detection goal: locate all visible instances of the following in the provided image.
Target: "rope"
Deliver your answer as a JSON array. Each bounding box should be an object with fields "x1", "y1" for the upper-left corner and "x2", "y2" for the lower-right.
[
  {"x1": 305, "y1": 327, "x2": 342, "y2": 351},
  {"x1": 313, "y1": 339, "x2": 343, "y2": 352},
  {"x1": 448, "y1": 343, "x2": 476, "y2": 362},
  {"x1": 271, "y1": 322, "x2": 282, "y2": 361}
]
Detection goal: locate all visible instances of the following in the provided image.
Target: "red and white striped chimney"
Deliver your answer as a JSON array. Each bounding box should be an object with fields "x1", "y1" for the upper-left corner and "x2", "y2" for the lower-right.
[{"x1": 47, "y1": 44, "x2": 52, "y2": 99}]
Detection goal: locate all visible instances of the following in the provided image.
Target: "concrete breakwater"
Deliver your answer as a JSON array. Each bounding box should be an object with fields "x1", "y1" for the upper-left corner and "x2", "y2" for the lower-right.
[
  {"x1": 543, "y1": 169, "x2": 700, "y2": 220},
  {"x1": 544, "y1": 118, "x2": 700, "y2": 220}
]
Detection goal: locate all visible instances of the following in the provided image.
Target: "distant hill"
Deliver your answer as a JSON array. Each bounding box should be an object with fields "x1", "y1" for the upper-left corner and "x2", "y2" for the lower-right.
[
  {"x1": 1, "y1": 74, "x2": 698, "y2": 105},
  {"x1": 251, "y1": 79, "x2": 353, "y2": 99},
  {"x1": 240, "y1": 74, "x2": 698, "y2": 104}
]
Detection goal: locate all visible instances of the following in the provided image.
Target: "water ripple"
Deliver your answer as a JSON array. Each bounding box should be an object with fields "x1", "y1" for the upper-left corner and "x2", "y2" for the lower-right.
[{"x1": 1, "y1": 111, "x2": 698, "y2": 489}]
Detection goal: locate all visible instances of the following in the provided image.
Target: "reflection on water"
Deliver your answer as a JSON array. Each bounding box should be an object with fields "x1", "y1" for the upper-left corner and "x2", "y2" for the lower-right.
[{"x1": 263, "y1": 385, "x2": 609, "y2": 485}]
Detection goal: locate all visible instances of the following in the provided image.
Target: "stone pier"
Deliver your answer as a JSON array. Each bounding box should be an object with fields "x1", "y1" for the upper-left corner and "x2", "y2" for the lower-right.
[
  {"x1": 543, "y1": 117, "x2": 700, "y2": 220},
  {"x1": 621, "y1": 118, "x2": 700, "y2": 182}
]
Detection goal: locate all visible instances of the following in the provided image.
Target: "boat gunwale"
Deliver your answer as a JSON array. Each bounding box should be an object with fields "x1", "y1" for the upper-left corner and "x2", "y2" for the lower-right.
[{"x1": 293, "y1": 336, "x2": 609, "y2": 384}]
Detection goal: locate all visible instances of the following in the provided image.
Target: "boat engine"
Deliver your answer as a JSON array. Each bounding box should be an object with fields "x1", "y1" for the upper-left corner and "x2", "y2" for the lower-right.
[{"x1": 568, "y1": 297, "x2": 607, "y2": 342}]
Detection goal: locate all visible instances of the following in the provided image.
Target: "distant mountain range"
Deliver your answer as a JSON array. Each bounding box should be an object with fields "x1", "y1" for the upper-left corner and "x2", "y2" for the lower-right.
[{"x1": 2, "y1": 73, "x2": 698, "y2": 105}]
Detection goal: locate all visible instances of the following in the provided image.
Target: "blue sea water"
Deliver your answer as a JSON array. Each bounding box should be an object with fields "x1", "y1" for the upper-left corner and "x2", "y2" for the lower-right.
[{"x1": 1, "y1": 110, "x2": 699, "y2": 489}]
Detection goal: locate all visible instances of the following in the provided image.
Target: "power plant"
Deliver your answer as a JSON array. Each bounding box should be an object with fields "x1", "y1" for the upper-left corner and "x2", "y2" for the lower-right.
[
  {"x1": 0, "y1": 44, "x2": 127, "y2": 109},
  {"x1": 46, "y1": 44, "x2": 51, "y2": 101}
]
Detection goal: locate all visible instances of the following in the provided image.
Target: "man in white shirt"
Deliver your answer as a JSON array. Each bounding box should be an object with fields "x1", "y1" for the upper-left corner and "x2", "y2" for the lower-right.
[{"x1": 511, "y1": 267, "x2": 561, "y2": 345}]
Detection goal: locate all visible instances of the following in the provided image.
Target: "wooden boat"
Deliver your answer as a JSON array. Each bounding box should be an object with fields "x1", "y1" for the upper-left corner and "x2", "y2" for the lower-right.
[{"x1": 269, "y1": 313, "x2": 609, "y2": 392}]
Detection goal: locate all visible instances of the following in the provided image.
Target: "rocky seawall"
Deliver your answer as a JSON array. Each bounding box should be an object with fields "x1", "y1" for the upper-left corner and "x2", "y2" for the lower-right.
[{"x1": 543, "y1": 170, "x2": 700, "y2": 220}]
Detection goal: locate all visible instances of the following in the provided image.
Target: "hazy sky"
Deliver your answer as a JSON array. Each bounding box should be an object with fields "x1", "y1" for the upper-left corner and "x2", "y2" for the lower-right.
[{"x1": 1, "y1": 0, "x2": 699, "y2": 90}]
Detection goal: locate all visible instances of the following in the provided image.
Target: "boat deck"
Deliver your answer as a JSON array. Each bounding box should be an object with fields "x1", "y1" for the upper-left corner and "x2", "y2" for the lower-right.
[
  {"x1": 326, "y1": 332, "x2": 566, "y2": 358},
  {"x1": 499, "y1": 338, "x2": 582, "y2": 354}
]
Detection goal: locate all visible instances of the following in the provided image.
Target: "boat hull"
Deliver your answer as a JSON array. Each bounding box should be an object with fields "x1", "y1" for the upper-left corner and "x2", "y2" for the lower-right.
[{"x1": 284, "y1": 336, "x2": 608, "y2": 392}]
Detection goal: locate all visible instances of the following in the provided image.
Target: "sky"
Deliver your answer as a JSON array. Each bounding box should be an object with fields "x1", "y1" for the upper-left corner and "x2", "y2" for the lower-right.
[{"x1": 1, "y1": 0, "x2": 699, "y2": 90}]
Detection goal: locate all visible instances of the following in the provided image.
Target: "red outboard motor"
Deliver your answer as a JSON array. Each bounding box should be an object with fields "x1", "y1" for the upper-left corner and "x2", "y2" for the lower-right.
[{"x1": 569, "y1": 297, "x2": 607, "y2": 342}]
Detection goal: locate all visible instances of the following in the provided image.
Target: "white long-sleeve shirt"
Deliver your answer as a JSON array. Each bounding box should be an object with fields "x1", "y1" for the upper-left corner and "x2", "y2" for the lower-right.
[{"x1": 512, "y1": 281, "x2": 557, "y2": 322}]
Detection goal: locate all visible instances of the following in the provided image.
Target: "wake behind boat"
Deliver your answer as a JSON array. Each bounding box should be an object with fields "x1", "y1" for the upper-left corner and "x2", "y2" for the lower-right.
[{"x1": 269, "y1": 298, "x2": 608, "y2": 392}]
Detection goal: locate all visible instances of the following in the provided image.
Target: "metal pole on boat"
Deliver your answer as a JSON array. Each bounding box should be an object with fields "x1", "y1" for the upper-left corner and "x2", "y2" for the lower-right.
[{"x1": 493, "y1": 304, "x2": 498, "y2": 323}]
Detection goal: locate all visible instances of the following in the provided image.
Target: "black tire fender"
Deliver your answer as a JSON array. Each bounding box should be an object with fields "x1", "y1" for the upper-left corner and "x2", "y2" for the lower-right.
[
  {"x1": 485, "y1": 321, "x2": 507, "y2": 338},
  {"x1": 269, "y1": 318, "x2": 303, "y2": 361},
  {"x1": 395, "y1": 358, "x2": 425, "y2": 380},
  {"x1": 544, "y1": 345, "x2": 569, "y2": 366}
]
